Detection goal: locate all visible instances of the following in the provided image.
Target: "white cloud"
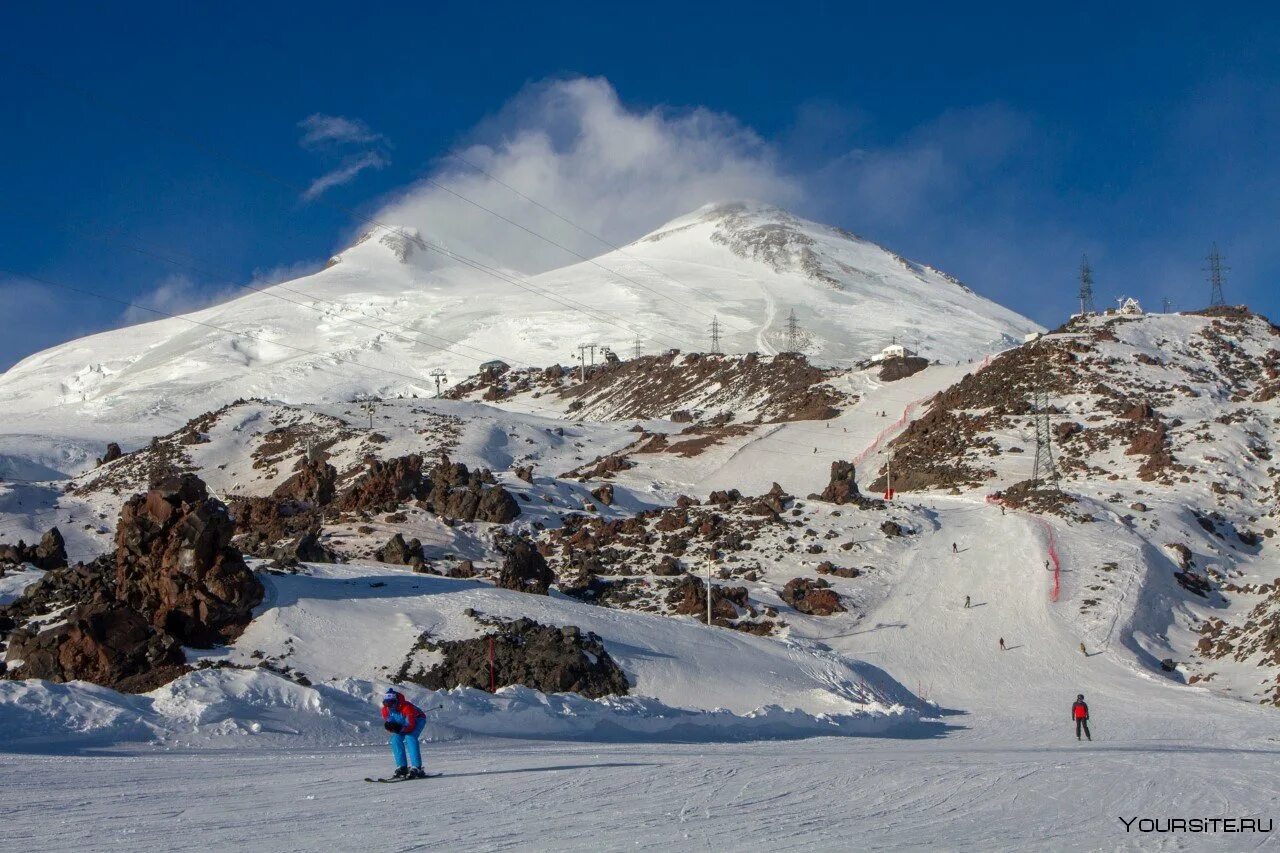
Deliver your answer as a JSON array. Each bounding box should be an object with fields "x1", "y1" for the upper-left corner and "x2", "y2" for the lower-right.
[
  {"x1": 298, "y1": 114, "x2": 390, "y2": 201},
  {"x1": 301, "y1": 151, "x2": 389, "y2": 202},
  {"x1": 121, "y1": 274, "x2": 238, "y2": 324},
  {"x1": 371, "y1": 77, "x2": 801, "y2": 273},
  {"x1": 298, "y1": 114, "x2": 382, "y2": 148}
]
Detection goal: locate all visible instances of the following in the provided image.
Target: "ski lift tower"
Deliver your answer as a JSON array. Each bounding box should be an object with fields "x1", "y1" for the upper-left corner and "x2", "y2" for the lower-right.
[{"x1": 430, "y1": 368, "x2": 447, "y2": 398}]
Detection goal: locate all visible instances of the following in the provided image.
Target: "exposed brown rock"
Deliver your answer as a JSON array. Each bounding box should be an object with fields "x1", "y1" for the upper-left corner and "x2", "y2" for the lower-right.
[
  {"x1": 0, "y1": 527, "x2": 68, "y2": 571},
  {"x1": 399, "y1": 616, "x2": 628, "y2": 698},
  {"x1": 115, "y1": 474, "x2": 263, "y2": 647},
  {"x1": 780, "y1": 577, "x2": 845, "y2": 615},
  {"x1": 5, "y1": 601, "x2": 187, "y2": 693},
  {"x1": 878, "y1": 356, "x2": 929, "y2": 382},
  {"x1": 497, "y1": 537, "x2": 554, "y2": 595},
  {"x1": 376, "y1": 533, "x2": 422, "y2": 566}
]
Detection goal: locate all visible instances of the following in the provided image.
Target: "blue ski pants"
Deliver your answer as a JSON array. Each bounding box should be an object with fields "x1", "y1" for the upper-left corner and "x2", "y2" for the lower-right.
[{"x1": 390, "y1": 717, "x2": 426, "y2": 768}]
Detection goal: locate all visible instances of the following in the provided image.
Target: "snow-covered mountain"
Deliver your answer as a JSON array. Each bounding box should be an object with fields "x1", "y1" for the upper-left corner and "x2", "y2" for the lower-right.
[{"x1": 0, "y1": 202, "x2": 1039, "y2": 455}]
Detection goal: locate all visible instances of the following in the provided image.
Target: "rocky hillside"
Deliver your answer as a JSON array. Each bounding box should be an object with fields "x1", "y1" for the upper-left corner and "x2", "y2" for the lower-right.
[
  {"x1": 868, "y1": 306, "x2": 1280, "y2": 704},
  {"x1": 446, "y1": 351, "x2": 852, "y2": 424}
]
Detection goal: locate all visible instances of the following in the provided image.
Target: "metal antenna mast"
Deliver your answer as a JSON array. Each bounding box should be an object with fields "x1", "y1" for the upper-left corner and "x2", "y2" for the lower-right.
[
  {"x1": 633, "y1": 336, "x2": 642, "y2": 360},
  {"x1": 1161, "y1": 297, "x2": 1172, "y2": 314},
  {"x1": 1078, "y1": 255, "x2": 1095, "y2": 315},
  {"x1": 1030, "y1": 386, "x2": 1059, "y2": 490},
  {"x1": 785, "y1": 309, "x2": 801, "y2": 354},
  {"x1": 709, "y1": 316, "x2": 722, "y2": 354},
  {"x1": 1206, "y1": 244, "x2": 1228, "y2": 307}
]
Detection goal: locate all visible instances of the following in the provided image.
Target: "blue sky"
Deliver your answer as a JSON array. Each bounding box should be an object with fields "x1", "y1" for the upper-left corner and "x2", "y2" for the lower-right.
[{"x1": 2, "y1": 2, "x2": 1278, "y2": 369}]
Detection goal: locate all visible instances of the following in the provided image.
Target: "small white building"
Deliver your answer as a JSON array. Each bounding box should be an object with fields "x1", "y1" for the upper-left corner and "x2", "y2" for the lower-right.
[{"x1": 876, "y1": 343, "x2": 917, "y2": 361}]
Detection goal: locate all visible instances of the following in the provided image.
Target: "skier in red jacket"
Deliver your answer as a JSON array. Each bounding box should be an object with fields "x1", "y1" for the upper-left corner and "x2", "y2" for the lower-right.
[
  {"x1": 1071, "y1": 694, "x2": 1091, "y2": 741},
  {"x1": 381, "y1": 688, "x2": 428, "y2": 778}
]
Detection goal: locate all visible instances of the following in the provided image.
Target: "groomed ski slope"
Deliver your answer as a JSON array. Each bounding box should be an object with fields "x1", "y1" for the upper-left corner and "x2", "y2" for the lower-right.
[{"x1": 3, "y1": 496, "x2": 1276, "y2": 851}]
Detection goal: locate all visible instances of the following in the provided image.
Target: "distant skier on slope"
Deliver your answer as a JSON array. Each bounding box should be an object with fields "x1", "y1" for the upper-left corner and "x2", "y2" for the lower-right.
[
  {"x1": 1072, "y1": 694, "x2": 1092, "y2": 741},
  {"x1": 381, "y1": 688, "x2": 428, "y2": 779},
  {"x1": 952, "y1": 543, "x2": 958, "y2": 554},
  {"x1": 964, "y1": 595, "x2": 970, "y2": 609},
  {"x1": 998, "y1": 637, "x2": 1005, "y2": 651}
]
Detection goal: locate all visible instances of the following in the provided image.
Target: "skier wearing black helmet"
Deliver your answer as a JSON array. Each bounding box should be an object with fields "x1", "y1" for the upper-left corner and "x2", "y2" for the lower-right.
[{"x1": 1071, "y1": 694, "x2": 1091, "y2": 741}]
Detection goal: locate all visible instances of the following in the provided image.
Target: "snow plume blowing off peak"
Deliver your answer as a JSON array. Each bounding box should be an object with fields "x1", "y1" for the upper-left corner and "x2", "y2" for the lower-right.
[{"x1": 372, "y1": 77, "x2": 802, "y2": 274}]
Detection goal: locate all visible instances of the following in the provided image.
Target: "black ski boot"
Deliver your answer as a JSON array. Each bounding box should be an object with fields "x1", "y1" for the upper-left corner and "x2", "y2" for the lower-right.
[
  {"x1": 393, "y1": 766, "x2": 410, "y2": 779},
  {"x1": 408, "y1": 767, "x2": 427, "y2": 779}
]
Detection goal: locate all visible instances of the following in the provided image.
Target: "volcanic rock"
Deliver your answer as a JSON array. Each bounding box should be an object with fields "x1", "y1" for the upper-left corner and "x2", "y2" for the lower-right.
[
  {"x1": 780, "y1": 577, "x2": 845, "y2": 615},
  {"x1": 114, "y1": 474, "x2": 263, "y2": 646},
  {"x1": 5, "y1": 601, "x2": 187, "y2": 693},
  {"x1": 403, "y1": 617, "x2": 628, "y2": 698},
  {"x1": 497, "y1": 537, "x2": 554, "y2": 595},
  {"x1": 0, "y1": 527, "x2": 68, "y2": 571}
]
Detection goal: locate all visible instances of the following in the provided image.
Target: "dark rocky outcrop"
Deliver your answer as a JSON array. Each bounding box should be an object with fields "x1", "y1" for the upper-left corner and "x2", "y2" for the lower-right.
[
  {"x1": 815, "y1": 461, "x2": 883, "y2": 509},
  {"x1": 376, "y1": 533, "x2": 423, "y2": 566},
  {"x1": 880, "y1": 520, "x2": 909, "y2": 538},
  {"x1": 114, "y1": 474, "x2": 264, "y2": 647},
  {"x1": 5, "y1": 601, "x2": 187, "y2": 692},
  {"x1": 0, "y1": 527, "x2": 68, "y2": 571},
  {"x1": 337, "y1": 454, "x2": 427, "y2": 514},
  {"x1": 272, "y1": 452, "x2": 337, "y2": 506},
  {"x1": 98, "y1": 442, "x2": 124, "y2": 466},
  {"x1": 878, "y1": 356, "x2": 929, "y2": 382},
  {"x1": 591, "y1": 483, "x2": 615, "y2": 507},
  {"x1": 401, "y1": 616, "x2": 628, "y2": 698},
  {"x1": 665, "y1": 575, "x2": 749, "y2": 621},
  {"x1": 497, "y1": 537, "x2": 554, "y2": 595},
  {"x1": 419, "y1": 456, "x2": 520, "y2": 524},
  {"x1": 2, "y1": 474, "x2": 260, "y2": 691},
  {"x1": 816, "y1": 560, "x2": 861, "y2": 579},
  {"x1": 274, "y1": 529, "x2": 335, "y2": 564},
  {"x1": 780, "y1": 577, "x2": 845, "y2": 615}
]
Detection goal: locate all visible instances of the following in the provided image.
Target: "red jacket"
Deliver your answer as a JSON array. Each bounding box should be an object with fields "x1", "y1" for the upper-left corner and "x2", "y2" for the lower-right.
[
  {"x1": 381, "y1": 695, "x2": 424, "y2": 731},
  {"x1": 1072, "y1": 701, "x2": 1089, "y2": 720}
]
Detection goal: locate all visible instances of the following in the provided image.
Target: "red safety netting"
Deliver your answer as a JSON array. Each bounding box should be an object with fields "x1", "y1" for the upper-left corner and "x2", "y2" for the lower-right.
[{"x1": 986, "y1": 494, "x2": 1061, "y2": 602}]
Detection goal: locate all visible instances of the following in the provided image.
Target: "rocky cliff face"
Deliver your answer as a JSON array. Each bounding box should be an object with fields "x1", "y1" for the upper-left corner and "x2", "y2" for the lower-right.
[{"x1": 2, "y1": 474, "x2": 263, "y2": 691}]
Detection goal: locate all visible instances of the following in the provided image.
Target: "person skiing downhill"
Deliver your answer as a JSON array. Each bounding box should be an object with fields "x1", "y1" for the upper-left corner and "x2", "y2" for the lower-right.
[
  {"x1": 381, "y1": 688, "x2": 428, "y2": 778},
  {"x1": 964, "y1": 595, "x2": 970, "y2": 609},
  {"x1": 998, "y1": 637, "x2": 1005, "y2": 651},
  {"x1": 1072, "y1": 694, "x2": 1092, "y2": 741}
]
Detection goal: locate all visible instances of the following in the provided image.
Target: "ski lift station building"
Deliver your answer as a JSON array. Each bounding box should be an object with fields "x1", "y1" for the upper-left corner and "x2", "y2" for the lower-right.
[{"x1": 873, "y1": 343, "x2": 917, "y2": 362}]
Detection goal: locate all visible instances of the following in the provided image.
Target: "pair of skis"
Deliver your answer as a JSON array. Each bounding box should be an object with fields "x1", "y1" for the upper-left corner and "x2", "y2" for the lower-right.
[{"x1": 365, "y1": 772, "x2": 443, "y2": 783}]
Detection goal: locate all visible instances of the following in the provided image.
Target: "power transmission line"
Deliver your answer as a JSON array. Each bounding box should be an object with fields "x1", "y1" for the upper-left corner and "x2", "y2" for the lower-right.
[
  {"x1": 1030, "y1": 386, "x2": 1059, "y2": 490},
  {"x1": 420, "y1": 173, "x2": 751, "y2": 333},
  {"x1": 709, "y1": 316, "x2": 722, "y2": 354},
  {"x1": 445, "y1": 151, "x2": 753, "y2": 332},
  {"x1": 784, "y1": 309, "x2": 802, "y2": 354},
  {"x1": 1205, "y1": 244, "x2": 1228, "y2": 307}
]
